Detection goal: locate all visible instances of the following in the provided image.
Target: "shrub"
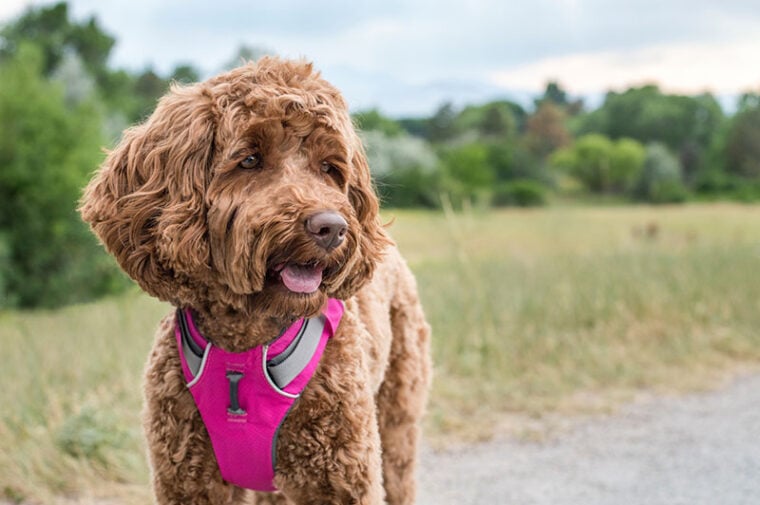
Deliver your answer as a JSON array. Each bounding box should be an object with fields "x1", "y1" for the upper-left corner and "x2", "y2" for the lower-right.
[
  {"x1": 56, "y1": 408, "x2": 128, "y2": 465},
  {"x1": 376, "y1": 166, "x2": 441, "y2": 208},
  {"x1": 0, "y1": 43, "x2": 127, "y2": 308},
  {"x1": 724, "y1": 106, "x2": 760, "y2": 179},
  {"x1": 486, "y1": 141, "x2": 550, "y2": 184},
  {"x1": 362, "y1": 130, "x2": 441, "y2": 208},
  {"x1": 632, "y1": 143, "x2": 689, "y2": 203},
  {"x1": 440, "y1": 143, "x2": 496, "y2": 208},
  {"x1": 492, "y1": 180, "x2": 547, "y2": 207},
  {"x1": 353, "y1": 109, "x2": 404, "y2": 137},
  {"x1": 551, "y1": 134, "x2": 645, "y2": 194}
]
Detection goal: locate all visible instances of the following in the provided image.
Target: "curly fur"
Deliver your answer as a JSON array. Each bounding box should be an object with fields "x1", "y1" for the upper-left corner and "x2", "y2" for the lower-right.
[{"x1": 80, "y1": 57, "x2": 431, "y2": 504}]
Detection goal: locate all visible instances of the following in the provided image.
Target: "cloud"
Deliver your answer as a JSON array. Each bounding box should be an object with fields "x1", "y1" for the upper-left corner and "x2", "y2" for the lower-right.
[
  {"x1": 491, "y1": 36, "x2": 760, "y2": 96},
  {"x1": 0, "y1": 0, "x2": 32, "y2": 22},
  {"x1": 4, "y1": 0, "x2": 760, "y2": 115}
]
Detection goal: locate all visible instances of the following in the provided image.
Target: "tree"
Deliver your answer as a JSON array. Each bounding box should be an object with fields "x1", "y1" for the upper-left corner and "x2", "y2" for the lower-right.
[
  {"x1": 574, "y1": 86, "x2": 724, "y2": 186},
  {"x1": 538, "y1": 81, "x2": 568, "y2": 107},
  {"x1": 223, "y1": 45, "x2": 274, "y2": 70},
  {"x1": 0, "y1": 43, "x2": 125, "y2": 307},
  {"x1": 610, "y1": 138, "x2": 647, "y2": 193},
  {"x1": 440, "y1": 143, "x2": 495, "y2": 207},
  {"x1": 0, "y1": 2, "x2": 149, "y2": 123},
  {"x1": 133, "y1": 68, "x2": 169, "y2": 119},
  {"x1": 724, "y1": 106, "x2": 760, "y2": 179},
  {"x1": 535, "y1": 81, "x2": 584, "y2": 115},
  {"x1": 397, "y1": 116, "x2": 429, "y2": 139},
  {"x1": 551, "y1": 135, "x2": 645, "y2": 194},
  {"x1": 524, "y1": 102, "x2": 571, "y2": 158},
  {"x1": 0, "y1": 2, "x2": 115, "y2": 82},
  {"x1": 480, "y1": 105, "x2": 511, "y2": 137},
  {"x1": 170, "y1": 63, "x2": 201, "y2": 84},
  {"x1": 361, "y1": 130, "x2": 440, "y2": 208},
  {"x1": 427, "y1": 102, "x2": 460, "y2": 142},
  {"x1": 456, "y1": 101, "x2": 523, "y2": 139},
  {"x1": 353, "y1": 109, "x2": 404, "y2": 137},
  {"x1": 737, "y1": 92, "x2": 760, "y2": 112},
  {"x1": 633, "y1": 143, "x2": 687, "y2": 203},
  {"x1": 492, "y1": 180, "x2": 547, "y2": 207},
  {"x1": 486, "y1": 141, "x2": 548, "y2": 184}
]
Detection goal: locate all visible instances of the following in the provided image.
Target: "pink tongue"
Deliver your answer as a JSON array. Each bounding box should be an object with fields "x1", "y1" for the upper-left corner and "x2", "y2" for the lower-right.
[{"x1": 280, "y1": 264, "x2": 324, "y2": 294}]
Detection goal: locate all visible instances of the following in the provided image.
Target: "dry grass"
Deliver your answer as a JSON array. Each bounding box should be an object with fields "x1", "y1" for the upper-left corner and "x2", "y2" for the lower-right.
[
  {"x1": 0, "y1": 292, "x2": 165, "y2": 504},
  {"x1": 385, "y1": 204, "x2": 760, "y2": 441},
  {"x1": 3, "y1": 203, "x2": 760, "y2": 502}
]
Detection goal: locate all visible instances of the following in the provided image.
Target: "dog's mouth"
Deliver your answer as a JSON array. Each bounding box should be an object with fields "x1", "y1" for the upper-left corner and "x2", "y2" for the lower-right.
[{"x1": 271, "y1": 261, "x2": 327, "y2": 294}]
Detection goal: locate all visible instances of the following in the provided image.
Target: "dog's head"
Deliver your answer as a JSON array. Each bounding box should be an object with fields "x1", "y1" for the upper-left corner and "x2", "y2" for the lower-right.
[{"x1": 80, "y1": 58, "x2": 390, "y2": 319}]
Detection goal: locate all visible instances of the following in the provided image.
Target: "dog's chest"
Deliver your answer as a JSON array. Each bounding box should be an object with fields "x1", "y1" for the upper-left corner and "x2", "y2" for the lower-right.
[{"x1": 174, "y1": 299, "x2": 344, "y2": 491}]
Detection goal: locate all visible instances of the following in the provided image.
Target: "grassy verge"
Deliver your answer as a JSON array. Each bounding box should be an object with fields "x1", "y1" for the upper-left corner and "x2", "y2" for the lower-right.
[
  {"x1": 385, "y1": 204, "x2": 760, "y2": 440},
  {"x1": 3, "y1": 203, "x2": 760, "y2": 502},
  {"x1": 0, "y1": 292, "x2": 166, "y2": 504}
]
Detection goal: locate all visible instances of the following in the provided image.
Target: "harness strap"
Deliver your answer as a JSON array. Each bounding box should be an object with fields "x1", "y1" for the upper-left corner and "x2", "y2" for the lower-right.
[
  {"x1": 173, "y1": 299, "x2": 344, "y2": 491},
  {"x1": 177, "y1": 308, "x2": 204, "y2": 377},
  {"x1": 176, "y1": 309, "x2": 331, "y2": 389},
  {"x1": 266, "y1": 315, "x2": 326, "y2": 389}
]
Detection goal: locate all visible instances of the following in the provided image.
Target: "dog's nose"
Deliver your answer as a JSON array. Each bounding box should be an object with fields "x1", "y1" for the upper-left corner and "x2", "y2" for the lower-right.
[{"x1": 305, "y1": 211, "x2": 348, "y2": 251}]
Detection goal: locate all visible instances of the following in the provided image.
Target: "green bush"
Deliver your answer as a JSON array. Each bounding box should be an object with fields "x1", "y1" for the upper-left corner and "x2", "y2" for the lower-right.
[
  {"x1": 647, "y1": 179, "x2": 689, "y2": 204},
  {"x1": 729, "y1": 183, "x2": 760, "y2": 202},
  {"x1": 724, "y1": 106, "x2": 760, "y2": 179},
  {"x1": 551, "y1": 134, "x2": 645, "y2": 194},
  {"x1": 0, "y1": 43, "x2": 126, "y2": 308},
  {"x1": 492, "y1": 179, "x2": 547, "y2": 207},
  {"x1": 353, "y1": 109, "x2": 404, "y2": 137},
  {"x1": 486, "y1": 141, "x2": 550, "y2": 185},
  {"x1": 440, "y1": 143, "x2": 496, "y2": 208},
  {"x1": 0, "y1": 235, "x2": 9, "y2": 306},
  {"x1": 693, "y1": 169, "x2": 738, "y2": 195},
  {"x1": 632, "y1": 143, "x2": 689, "y2": 203},
  {"x1": 362, "y1": 130, "x2": 441, "y2": 208},
  {"x1": 376, "y1": 166, "x2": 441, "y2": 208},
  {"x1": 56, "y1": 407, "x2": 128, "y2": 465},
  {"x1": 693, "y1": 171, "x2": 760, "y2": 202}
]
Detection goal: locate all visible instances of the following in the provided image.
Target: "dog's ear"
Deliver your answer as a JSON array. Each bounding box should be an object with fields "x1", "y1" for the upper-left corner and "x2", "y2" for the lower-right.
[
  {"x1": 79, "y1": 83, "x2": 216, "y2": 301},
  {"x1": 336, "y1": 134, "x2": 392, "y2": 298}
]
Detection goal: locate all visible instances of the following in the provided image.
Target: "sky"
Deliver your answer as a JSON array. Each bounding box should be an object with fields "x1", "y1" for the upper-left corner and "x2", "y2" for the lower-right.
[{"x1": 2, "y1": 0, "x2": 760, "y2": 116}]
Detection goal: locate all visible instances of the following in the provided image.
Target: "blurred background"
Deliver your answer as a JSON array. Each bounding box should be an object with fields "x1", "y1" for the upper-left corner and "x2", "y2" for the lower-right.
[{"x1": 1, "y1": 1, "x2": 760, "y2": 503}]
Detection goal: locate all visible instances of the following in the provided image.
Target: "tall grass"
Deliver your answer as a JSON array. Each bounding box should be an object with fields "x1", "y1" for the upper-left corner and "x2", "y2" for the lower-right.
[
  {"x1": 0, "y1": 292, "x2": 166, "y2": 504},
  {"x1": 3, "y1": 204, "x2": 760, "y2": 502},
  {"x1": 386, "y1": 204, "x2": 760, "y2": 437}
]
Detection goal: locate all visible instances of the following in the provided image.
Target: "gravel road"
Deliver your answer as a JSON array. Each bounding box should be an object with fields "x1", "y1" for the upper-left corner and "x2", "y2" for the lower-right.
[{"x1": 417, "y1": 373, "x2": 760, "y2": 505}]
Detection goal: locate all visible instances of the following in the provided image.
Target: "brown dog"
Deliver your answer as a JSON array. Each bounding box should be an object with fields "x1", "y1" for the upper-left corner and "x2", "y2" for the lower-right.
[{"x1": 80, "y1": 58, "x2": 431, "y2": 504}]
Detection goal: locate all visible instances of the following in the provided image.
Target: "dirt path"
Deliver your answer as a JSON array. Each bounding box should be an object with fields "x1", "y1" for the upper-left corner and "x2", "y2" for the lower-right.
[{"x1": 417, "y1": 373, "x2": 760, "y2": 505}]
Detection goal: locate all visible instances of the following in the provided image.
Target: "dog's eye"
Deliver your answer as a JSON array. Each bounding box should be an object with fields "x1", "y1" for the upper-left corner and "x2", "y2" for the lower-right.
[
  {"x1": 239, "y1": 153, "x2": 262, "y2": 170},
  {"x1": 321, "y1": 162, "x2": 345, "y2": 187},
  {"x1": 321, "y1": 162, "x2": 336, "y2": 174}
]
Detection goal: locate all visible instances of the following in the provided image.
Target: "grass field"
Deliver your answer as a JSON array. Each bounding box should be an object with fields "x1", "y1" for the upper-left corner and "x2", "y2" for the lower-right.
[
  {"x1": 3, "y1": 203, "x2": 760, "y2": 503},
  {"x1": 394, "y1": 203, "x2": 760, "y2": 440}
]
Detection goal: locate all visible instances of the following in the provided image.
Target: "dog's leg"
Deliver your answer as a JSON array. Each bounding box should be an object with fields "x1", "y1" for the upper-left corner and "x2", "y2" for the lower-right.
[
  {"x1": 272, "y1": 316, "x2": 385, "y2": 504},
  {"x1": 143, "y1": 321, "x2": 251, "y2": 505},
  {"x1": 376, "y1": 262, "x2": 432, "y2": 505},
  {"x1": 250, "y1": 491, "x2": 289, "y2": 504}
]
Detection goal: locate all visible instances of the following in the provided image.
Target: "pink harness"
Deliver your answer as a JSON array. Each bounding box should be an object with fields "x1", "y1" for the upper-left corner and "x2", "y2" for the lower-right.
[{"x1": 174, "y1": 299, "x2": 344, "y2": 491}]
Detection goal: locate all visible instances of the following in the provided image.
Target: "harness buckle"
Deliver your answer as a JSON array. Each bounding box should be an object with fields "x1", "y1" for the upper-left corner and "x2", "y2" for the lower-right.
[{"x1": 226, "y1": 371, "x2": 246, "y2": 415}]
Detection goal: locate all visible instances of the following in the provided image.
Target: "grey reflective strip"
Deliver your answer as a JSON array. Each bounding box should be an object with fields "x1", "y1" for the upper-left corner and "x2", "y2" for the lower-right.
[
  {"x1": 267, "y1": 321, "x2": 308, "y2": 367},
  {"x1": 177, "y1": 309, "x2": 203, "y2": 378},
  {"x1": 266, "y1": 315, "x2": 326, "y2": 389},
  {"x1": 271, "y1": 401, "x2": 296, "y2": 470}
]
